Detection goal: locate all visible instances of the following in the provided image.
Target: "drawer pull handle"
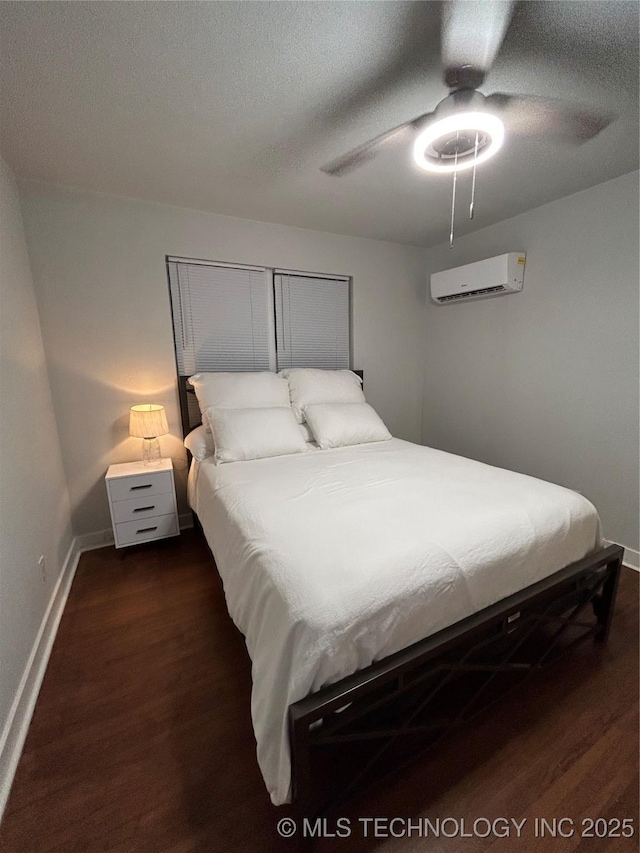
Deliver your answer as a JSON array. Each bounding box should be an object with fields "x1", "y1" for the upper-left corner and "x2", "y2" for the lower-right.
[
  {"x1": 136, "y1": 526, "x2": 158, "y2": 534},
  {"x1": 131, "y1": 484, "x2": 153, "y2": 491},
  {"x1": 133, "y1": 505, "x2": 155, "y2": 513}
]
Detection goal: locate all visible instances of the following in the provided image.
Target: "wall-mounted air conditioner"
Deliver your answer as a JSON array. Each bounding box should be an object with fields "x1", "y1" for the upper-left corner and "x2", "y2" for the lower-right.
[{"x1": 430, "y1": 252, "x2": 526, "y2": 304}]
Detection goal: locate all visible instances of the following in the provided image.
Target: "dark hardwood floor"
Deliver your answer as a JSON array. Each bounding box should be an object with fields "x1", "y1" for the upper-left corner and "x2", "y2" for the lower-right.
[{"x1": 1, "y1": 530, "x2": 637, "y2": 852}]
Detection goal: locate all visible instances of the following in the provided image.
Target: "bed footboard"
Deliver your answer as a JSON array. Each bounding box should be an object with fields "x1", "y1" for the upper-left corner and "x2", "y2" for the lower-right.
[{"x1": 289, "y1": 544, "x2": 623, "y2": 819}]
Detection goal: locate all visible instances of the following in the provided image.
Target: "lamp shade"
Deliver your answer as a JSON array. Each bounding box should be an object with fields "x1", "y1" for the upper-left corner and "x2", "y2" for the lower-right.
[{"x1": 129, "y1": 404, "x2": 168, "y2": 439}]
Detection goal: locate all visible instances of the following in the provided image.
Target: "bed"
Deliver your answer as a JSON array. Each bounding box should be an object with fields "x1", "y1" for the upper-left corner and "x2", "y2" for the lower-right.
[{"x1": 178, "y1": 374, "x2": 622, "y2": 815}]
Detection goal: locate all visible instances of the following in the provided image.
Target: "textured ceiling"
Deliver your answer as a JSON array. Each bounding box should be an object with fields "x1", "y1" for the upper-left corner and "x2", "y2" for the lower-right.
[{"x1": 1, "y1": 1, "x2": 638, "y2": 246}]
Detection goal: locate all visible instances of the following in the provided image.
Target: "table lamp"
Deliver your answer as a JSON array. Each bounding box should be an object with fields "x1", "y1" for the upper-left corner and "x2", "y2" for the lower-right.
[{"x1": 129, "y1": 404, "x2": 169, "y2": 466}]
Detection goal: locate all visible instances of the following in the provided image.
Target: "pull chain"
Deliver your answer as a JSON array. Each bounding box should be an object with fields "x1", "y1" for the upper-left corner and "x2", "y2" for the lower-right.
[
  {"x1": 449, "y1": 148, "x2": 459, "y2": 249},
  {"x1": 469, "y1": 133, "x2": 479, "y2": 220}
]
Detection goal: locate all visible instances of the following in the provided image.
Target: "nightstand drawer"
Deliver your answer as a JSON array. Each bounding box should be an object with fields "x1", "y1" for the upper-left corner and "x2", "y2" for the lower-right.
[
  {"x1": 108, "y1": 470, "x2": 173, "y2": 502},
  {"x1": 111, "y1": 492, "x2": 176, "y2": 524},
  {"x1": 115, "y1": 513, "x2": 178, "y2": 547}
]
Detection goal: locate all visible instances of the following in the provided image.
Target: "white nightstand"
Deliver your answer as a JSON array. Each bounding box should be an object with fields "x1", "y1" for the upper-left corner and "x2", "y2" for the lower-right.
[{"x1": 105, "y1": 459, "x2": 179, "y2": 548}]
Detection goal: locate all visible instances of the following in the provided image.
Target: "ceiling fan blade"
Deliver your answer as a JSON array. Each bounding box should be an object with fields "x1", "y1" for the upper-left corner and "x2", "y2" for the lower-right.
[
  {"x1": 441, "y1": 0, "x2": 515, "y2": 90},
  {"x1": 486, "y1": 93, "x2": 617, "y2": 143},
  {"x1": 320, "y1": 112, "x2": 434, "y2": 176}
]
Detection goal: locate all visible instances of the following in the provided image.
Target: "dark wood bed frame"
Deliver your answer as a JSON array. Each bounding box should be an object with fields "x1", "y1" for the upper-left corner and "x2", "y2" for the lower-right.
[{"x1": 176, "y1": 373, "x2": 623, "y2": 820}]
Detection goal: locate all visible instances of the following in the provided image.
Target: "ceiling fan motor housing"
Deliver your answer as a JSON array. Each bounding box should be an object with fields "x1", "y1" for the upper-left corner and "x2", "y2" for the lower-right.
[{"x1": 445, "y1": 65, "x2": 486, "y2": 92}]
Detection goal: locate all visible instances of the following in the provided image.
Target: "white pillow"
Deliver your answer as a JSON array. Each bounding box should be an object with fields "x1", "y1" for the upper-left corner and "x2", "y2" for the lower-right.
[
  {"x1": 279, "y1": 368, "x2": 365, "y2": 423},
  {"x1": 189, "y1": 372, "x2": 290, "y2": 415},
  {"x1": 205, "y1": 407, "x2": 309, "y2": 464},
  {"x1": 183, "y1": 425, "x2": 215, "y2": 461},
  {"x1": 304, "y1": 402, "x2": 392, "y2": 449}
]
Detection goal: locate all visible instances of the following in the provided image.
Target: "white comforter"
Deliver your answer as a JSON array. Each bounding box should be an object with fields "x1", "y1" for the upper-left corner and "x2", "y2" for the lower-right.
[{"x1": 189, "y1": 439, "x2": 600, "y2": 805}]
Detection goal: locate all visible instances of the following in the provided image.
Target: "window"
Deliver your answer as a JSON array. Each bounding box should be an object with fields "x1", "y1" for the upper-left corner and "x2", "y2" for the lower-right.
[
  {"x1": 168, "y1": 259, "x2": 271, "y2": 375},
  {"x1": 273, "y1": 272, "x2": 350, "y2": 370},
  {"x1": 168, "y1": 258, "x2": 351, "y2": 375}
]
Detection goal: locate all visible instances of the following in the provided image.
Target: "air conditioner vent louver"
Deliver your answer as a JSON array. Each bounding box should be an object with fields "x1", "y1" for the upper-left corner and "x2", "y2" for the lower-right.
[
  {"x1": 437, "y1": 285, "x2": 506, "y2": 303},
  {"x1": 430, "y1": 253, "x2": 525, "y2": 304}
]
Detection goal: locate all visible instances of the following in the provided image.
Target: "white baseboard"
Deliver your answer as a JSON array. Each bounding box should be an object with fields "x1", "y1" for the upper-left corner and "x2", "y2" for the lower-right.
[
  {"x1": 605, "y1": 540, "x2": 639, "y2": 572},
  {"x1": 622, "y1": 547, "x2": 639, "y2": 571},
  {"x1": 77, "y1": 527, "x2": 114, "y2": 551},
  {"x1": 0, "y1": 537, "x2": 81, "y2": 822}
]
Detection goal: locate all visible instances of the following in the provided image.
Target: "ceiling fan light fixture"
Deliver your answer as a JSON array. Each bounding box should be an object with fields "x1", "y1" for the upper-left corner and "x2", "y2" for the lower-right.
[{"x1": 413, "y1": 111, "x2": 505, "y2": 173}]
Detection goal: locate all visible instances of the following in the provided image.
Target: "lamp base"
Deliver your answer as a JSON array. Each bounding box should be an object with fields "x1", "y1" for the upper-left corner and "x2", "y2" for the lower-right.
[{"x1": 142, "y1": 437, "x2": 162, "y2": 466}]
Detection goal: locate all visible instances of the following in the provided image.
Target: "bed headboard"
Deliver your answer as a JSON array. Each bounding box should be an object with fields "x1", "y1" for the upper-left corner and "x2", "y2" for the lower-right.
[{"x1": 178, "y1": 370, "x2": 364, "y2": 439}]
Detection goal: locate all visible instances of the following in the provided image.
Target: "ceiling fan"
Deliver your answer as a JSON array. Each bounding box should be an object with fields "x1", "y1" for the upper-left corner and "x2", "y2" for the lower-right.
[{"x1": 320, "y1": 1, "x2": 616, "y2": 206}]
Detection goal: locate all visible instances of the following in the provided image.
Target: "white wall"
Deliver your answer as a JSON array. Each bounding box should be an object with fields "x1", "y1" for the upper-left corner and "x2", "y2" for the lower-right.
[
  {"x1": 421, "y1": 171, "x2": 639, "y2": 555},
  {"x1": 0, "y1": 160, "x2": 73, "y2": 760},
  {"x1": 14, "y1": 171, "x2": 638, "y2": 556},
  {"x1": 19, "y1": 182, "x2": 427, "y2": 537}
]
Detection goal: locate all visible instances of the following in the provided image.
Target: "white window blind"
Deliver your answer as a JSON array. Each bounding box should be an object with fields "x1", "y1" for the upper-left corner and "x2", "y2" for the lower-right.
[
  {"x1": 168, "y1": 260, "x2": 270, "y2": 375},
  {"x1": 274, "y1": 272, "x2": 350, "y2": 370}
]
